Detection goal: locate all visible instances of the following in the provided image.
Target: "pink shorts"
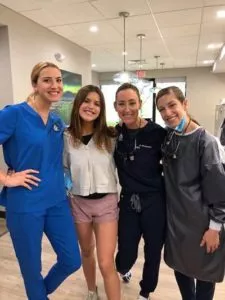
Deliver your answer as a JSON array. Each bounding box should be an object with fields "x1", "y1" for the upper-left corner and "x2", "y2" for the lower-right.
[{"x1": 69, "y1": 193, "x2": 119, "y2": 224}]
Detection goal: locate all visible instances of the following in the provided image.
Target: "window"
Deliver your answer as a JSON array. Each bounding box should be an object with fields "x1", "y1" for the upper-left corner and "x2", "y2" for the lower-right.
[
  {"x1": 101, "y1": 78, "x2": 186, "y2": 128},
  {"x1": 101, "y1": 84, "x2": 119, "y2": 126}
]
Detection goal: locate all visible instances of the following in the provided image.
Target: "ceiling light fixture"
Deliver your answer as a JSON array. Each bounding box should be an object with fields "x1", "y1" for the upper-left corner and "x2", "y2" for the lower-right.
[
  {"x1": 203, "y1": 60, "x2": 215, "y2": 64},
  {"x1": 136, "y1": 33, "x2": 149, "y2": 89},
  {"x1": 92, "y1": 64, "x2": 96, "y2": 68},
  {"x1": 154, "y1": 55, "x2": 160, "y2": 69},
  {"x1": 160, "y1": 62, "x2": 165, "y2": 69},
  {"x1": 89, "y1": 25, "x2": 98, "y2": 33},
  {"x1": 149, "y1": 56, "x2": 162, "y2": 94},
  {"x1": 137, "y1": 33, "x2": 146, "y2": 70},
  {"x1": 113, "y1": 11, "x2": 138, "y2": 84},
  {"x1": 217, "y1": 10, "x2": 225, "y2": 18},
  {"x1": 207, "y1": 43, "x2": 223, "y2": 50}
]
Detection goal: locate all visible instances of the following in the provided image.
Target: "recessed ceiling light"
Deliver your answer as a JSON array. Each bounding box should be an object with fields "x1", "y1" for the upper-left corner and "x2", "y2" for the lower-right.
[
  {"x1": 207, "y1": 43, "x2": 223, "y2": 49},
  {"x1": 89, "y1": 25, "x2": 98, "y2": 33},
  {"x1": 122, "y1": 51, "x2": 128, "y2": 56},
  {"x1": 217, "y1": 10, "x2": 225, "y2": 18},
  {"x1": 203, "y1": 60, "x2": 215, "y2": 64},
  {"x1": 92, "y1": 64, "x2": 96, "y2": 68}
]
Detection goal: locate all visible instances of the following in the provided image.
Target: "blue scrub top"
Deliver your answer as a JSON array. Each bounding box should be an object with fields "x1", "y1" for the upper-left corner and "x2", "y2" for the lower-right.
[{"x1": 0, "y1": 102, "x2": 66, "y2": 213}]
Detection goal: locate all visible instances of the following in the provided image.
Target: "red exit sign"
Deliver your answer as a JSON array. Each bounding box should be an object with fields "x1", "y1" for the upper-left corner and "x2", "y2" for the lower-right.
[{"x1": 136, "y1": 70, "x2": 146, "y2": 78}]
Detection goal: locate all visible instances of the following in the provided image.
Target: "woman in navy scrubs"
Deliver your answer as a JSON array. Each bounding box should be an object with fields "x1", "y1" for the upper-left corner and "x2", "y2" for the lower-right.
[
  {"x1": 0, "y1": 62, "x2": 81, "y2": 300},
  {"x1": 114, "y1": 83, "x2": 166, "y2": 300}
]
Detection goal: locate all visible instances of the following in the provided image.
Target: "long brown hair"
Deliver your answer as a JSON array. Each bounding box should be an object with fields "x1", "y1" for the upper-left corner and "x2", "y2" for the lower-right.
[
  {"x1": 68, "y1": 85, "x2": 116, "y2": 152},
  {"x1": 156, "y1": 86, "x2": 200, "y2": 125}
]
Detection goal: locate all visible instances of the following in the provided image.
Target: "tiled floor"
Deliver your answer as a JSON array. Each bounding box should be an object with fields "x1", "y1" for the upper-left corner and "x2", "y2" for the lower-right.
[
  {"x1": 0, "y1": 218, "x2": 7, "y2": 236},
  {"x1": 0, "y1": 233, "x2": 224, "y2": 300}
]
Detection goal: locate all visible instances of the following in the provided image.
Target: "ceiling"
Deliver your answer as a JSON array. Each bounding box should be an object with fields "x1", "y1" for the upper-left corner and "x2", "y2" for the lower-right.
[{"x1": 1, "y1": 0, "x2": 225, "y2": 72}]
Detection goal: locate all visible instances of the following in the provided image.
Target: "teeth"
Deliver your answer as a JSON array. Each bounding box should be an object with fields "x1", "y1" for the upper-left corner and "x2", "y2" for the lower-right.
[{"x1": 84, "y1": 111, "x2": 94, "y2": 115}]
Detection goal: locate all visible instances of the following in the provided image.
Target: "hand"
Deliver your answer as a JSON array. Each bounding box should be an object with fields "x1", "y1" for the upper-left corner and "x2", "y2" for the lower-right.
[
  {"x1": 200, "y1": 229, "x2": 220, "y2": 253},
  {"x1": 5, "y1": 169, "x2": 41, "y2": 190}
]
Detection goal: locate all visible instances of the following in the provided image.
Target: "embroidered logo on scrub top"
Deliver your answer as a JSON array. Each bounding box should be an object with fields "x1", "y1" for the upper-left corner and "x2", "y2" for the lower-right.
[
  {"x1": 118, "y1": 133, "x2": 123, "y2": 141},
  {"x1": 53, "y1": 124, "x2": 60, "y2": 132}
]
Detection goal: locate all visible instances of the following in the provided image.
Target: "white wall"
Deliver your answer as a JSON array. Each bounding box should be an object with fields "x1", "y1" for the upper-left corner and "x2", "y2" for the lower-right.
[
  {"x1": 0, "y1": 25, "x2": 12, "y2": 184},
  {"x1": 99, "y1": 67, "x2": 225, "y2": 133},
  {"x1": 0, "y1": 26, "x2": 13, "y2": 108},
  {"x1": 92, "y1": 71, "x2": 100, "y2": 86},
  {"x1": 0, "y1": 4, "x2": 92, "y2": 102}
]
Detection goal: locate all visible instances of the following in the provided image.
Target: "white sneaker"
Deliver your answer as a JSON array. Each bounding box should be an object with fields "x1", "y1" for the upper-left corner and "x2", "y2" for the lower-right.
[
  {"x1": 86, "y1": 289, "x2": 99, "y2": 300},
  {"x1": 137, "y1": 295, "x2": 149, "y2": 300},
  {"x1": 120, "y1": 270, "x2": 132, "y2": 283}
]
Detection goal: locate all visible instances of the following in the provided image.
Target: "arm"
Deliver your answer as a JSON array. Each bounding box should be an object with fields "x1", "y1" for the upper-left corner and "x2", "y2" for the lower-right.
[
  {"x1": 63, "y1": 132, "x2": 73, "y2": 192},
  {"x1": 199, "y1": 132, "x2": 225, "y2": 252},
  {"x1": 0, "y1": 105, "x2": 40, "y2": 190}
]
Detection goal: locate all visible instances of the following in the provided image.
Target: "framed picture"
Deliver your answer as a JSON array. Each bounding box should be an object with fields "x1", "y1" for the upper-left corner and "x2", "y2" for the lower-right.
[{"x1": 51, "y1": 69, "x2": 82, "y2": 124}]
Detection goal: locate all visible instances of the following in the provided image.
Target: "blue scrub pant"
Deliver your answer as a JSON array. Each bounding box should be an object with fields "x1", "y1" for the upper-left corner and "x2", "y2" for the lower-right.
[{"x1": 6, "y1": 200, "x2": 81, "y2": 300}]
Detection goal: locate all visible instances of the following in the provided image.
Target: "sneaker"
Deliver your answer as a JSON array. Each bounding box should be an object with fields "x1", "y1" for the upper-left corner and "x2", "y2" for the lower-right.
[
  {"x1": 137, "y1": 296, "x2": 149, "y2": 300},
  {"x1": 120, "y1": 271, "x2": 132, "y2": 283},
  {"x1": 86, "y1": 288, "x2": 99, "y2": 300}
]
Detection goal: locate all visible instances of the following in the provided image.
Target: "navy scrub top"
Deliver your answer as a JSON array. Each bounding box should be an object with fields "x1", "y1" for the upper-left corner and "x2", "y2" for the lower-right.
[{"x1": 0, "y1": 102, "x2": 66, "y2": 213}]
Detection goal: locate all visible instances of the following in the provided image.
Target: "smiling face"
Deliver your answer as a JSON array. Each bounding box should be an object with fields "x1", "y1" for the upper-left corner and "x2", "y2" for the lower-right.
[
  {"x1": 33, "y1": 67, "x2": 63, "y2": 103},
  {"x1": 114, "y1": 88, "x2": 141, "y2": 128},
  {"x1": 79, "y1": 91, "x2": 101, "y2": 123},
  {"x1": 157, "y1": 90, "x2": 188, "y2": 128}
]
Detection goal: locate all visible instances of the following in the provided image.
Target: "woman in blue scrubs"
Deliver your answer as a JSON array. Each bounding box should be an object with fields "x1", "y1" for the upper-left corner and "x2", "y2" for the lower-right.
[{"x1": 0, "y1": 62, "x2": 81, "y2": 300}]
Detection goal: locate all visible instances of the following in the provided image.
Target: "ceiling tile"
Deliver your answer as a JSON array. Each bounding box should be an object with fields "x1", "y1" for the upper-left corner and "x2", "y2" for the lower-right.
[
  {"x1": 0, "y1": 0, "x2": 89, "y2": 12},
  {"x1": 161, "y1": 24, "x2": 200, "y2": 38},
  {"x1": 174, "y1": 57, "x2": 197, "y2": 67},
  {"x1": 1, "y1": 0, "x2": 225, "y2": 72},
  {"x1": 46, "y1": 2, "x2": 104, "y2": 26},
  {"x1": 91, "y1": 0, "x2": 150, "y2": 18},
  {"x1": 201, "y1": 22, "x2": 225, "y2": 34},
  {"x1": 154, "y1": 8, "x2": 202, "y2": 28},
  {"x1": 149, "y1": 0, "x2": 203, "y2": 13},
  {"x1": 50, "y1": 25, "x2": 75, "y2": 39},
  {"x1": 204, "y1": 0, "x2": 225, "y2": 5},
  {"x1": 68, "y1": 21, "x2": 122, "y2": 46},
  {"x1": 21, "y1": 9, "x2": 59, "y2": 27},
  {"x1": 203, "y1": 5, "x2": 225, "y2": 23},
  {"x1": 0, "y1": 0, "x2": 42, "y2": 11},
  {"x1": 197, "y1": 50, "x2": 218, "y2": 60},
  {"x1": 107, "y1": 15, "x2": 162, "y2": 42}
]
